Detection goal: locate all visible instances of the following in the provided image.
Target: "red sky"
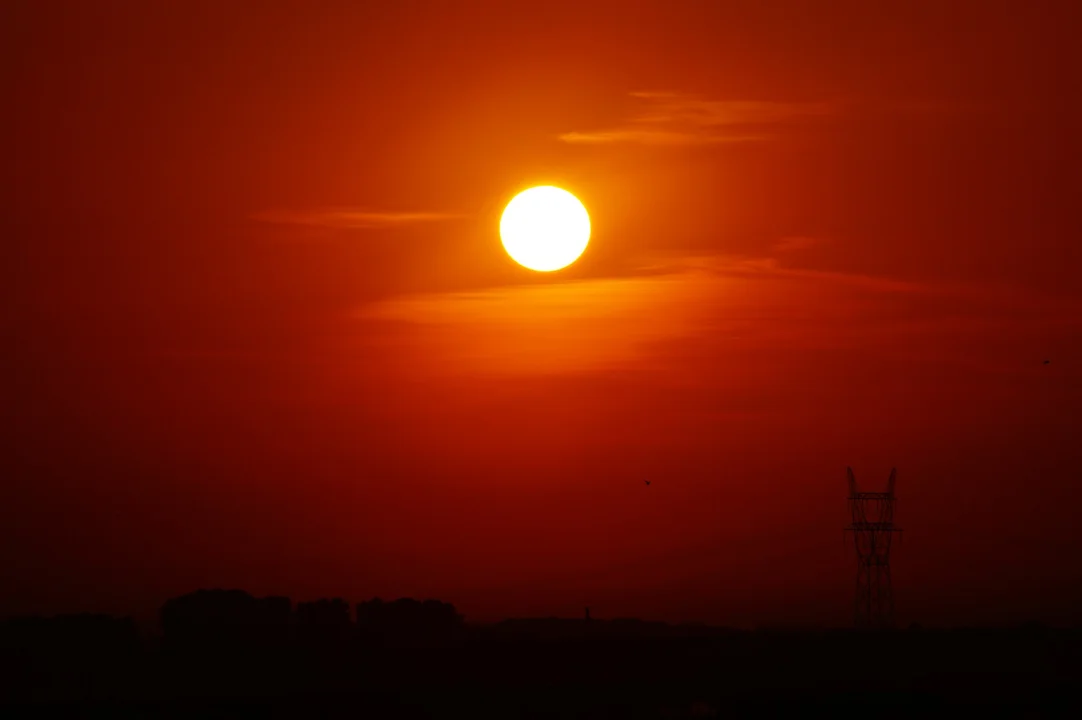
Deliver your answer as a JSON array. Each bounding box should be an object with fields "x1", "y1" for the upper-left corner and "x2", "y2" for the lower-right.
[{"x1": 4, "y1": 0, "x2": 1082, "y2": 628}]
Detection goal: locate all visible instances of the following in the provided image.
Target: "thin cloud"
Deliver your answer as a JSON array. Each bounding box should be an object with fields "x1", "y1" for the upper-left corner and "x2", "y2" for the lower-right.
[
  {"x1": 773, "y1": 236, "x2": 827, "y2": 254},
  {"x1": 355, "y1": 252, "x2": 1082, "y2": 382},
  {"x1": 559, "y1": 92, "x2": 835, "y2": 146},
  {"x1": 353, "y1": 254, "x2": 941, "y2": 378},
  {"x1": 251, "y1": 207, "x2": 467, "y2": 229},
  {"x1": 558, "y1": 129, "x2": 765, "y2": 146},
  {"x1": 624, "y1": 254, "x2": 930, "y2": 295}
]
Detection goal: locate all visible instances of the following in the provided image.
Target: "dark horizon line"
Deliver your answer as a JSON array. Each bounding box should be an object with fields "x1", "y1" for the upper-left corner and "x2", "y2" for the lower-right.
[{"x1": 3, "y1": 588, "x2": 1077, "y2": 633}]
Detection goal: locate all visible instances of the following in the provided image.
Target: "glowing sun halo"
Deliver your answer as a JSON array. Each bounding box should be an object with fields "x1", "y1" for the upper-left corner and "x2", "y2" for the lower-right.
[{"x1": 500, "y1": 186, "x2": 590, "y2": 272}]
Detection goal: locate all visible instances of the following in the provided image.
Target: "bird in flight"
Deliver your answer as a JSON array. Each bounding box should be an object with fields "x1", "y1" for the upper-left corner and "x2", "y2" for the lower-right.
[
  {"x1": 1043, "y1": 359, "x2": 1051, "y2": 365},
  {"x1": 644, "y1": 480, "x2": 651, "y2": 486}
]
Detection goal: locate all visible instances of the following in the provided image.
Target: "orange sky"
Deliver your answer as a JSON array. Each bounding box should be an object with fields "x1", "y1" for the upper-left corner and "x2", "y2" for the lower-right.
[{"x1": 4, "y1": 0, "x2": 1082, "y2": 628}]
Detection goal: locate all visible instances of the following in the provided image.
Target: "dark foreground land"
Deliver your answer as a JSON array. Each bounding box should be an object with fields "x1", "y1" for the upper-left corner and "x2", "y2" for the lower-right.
[{"x1": 2, "y1": 594, "x2": 1080, "y2": 716}]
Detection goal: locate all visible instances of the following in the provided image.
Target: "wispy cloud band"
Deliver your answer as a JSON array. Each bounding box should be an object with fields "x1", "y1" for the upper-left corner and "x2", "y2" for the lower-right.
[
  {"x1": 252, "y1": 208, "x2": 467, "y2": 229},
  {"x1": 559, "y1": 92, "x2": 835, "y2": 146}
]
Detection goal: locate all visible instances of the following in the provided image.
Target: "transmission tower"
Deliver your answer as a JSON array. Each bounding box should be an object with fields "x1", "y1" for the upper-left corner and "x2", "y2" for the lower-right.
[{"x1": 845, "y1": 467, "x2": 902, "y2": 629}]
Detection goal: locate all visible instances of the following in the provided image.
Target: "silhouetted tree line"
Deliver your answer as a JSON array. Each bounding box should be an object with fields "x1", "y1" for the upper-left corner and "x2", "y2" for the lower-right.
[
  {"x1": 3, "y1": 592, "x2": 1081, "y2": 712},
  {"x1": 0, "y1": 613, "x2": 140, "y2": 659},
  {"x1": 161, "y1": 590, "x2": 292, "y2": 649},
  {"x1": 157, "y1": 589, "x2": 464, "y2": 651}
]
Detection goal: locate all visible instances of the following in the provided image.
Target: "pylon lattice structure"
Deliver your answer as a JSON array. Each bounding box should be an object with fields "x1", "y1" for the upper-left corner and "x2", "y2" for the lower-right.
[{"x1": 845, "y1": 467, "x2": 902, "y2": 629}]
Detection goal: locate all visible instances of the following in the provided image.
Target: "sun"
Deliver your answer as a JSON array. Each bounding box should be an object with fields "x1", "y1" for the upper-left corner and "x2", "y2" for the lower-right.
[{"x1": 500, "y1": 186, "x2": 591, "y2": 272}]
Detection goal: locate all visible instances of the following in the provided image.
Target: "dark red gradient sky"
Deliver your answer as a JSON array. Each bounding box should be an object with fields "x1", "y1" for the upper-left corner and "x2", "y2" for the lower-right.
[{"x1": 4, "y1": 0, "x2": 1081, "y2": 628}]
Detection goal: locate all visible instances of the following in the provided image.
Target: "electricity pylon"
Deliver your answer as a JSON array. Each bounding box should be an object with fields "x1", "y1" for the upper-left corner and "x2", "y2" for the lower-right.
[{"x1": 845, "y1": 467, "x2": 901, "y2": 629}]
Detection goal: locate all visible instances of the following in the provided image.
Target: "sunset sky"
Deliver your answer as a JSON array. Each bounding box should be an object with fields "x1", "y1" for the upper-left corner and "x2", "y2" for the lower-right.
[{"x1": 5, "y1": 0, "x2": 1081, "y2": 629}]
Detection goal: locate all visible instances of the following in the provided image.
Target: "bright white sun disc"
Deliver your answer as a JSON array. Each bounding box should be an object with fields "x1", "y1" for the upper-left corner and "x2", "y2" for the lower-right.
[{"x1": 500, "y1": 186, "x2": 590, "y2": 272}]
